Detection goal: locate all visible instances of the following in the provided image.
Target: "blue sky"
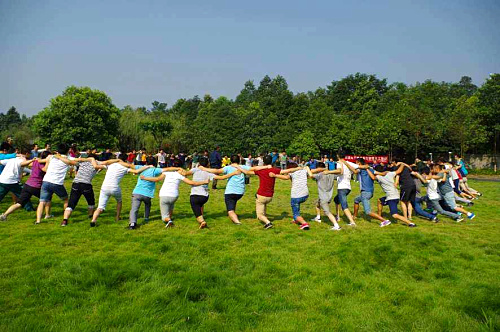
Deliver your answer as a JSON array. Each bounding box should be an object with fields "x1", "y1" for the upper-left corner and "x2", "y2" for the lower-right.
[{"x1": 1, "y1": 0, "x2": 499, "y2": 116}]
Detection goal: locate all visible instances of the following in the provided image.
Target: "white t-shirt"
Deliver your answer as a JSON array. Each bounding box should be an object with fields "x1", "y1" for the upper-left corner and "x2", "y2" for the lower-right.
[
  {"x1": 159, "y1": 172, "x2": 185, "y2": 197},
  {"x1": 427, "y1": 178, "x2": 441, "y2": 200},
  {"x1": 444, "y1": 164, "x2": 456, "y2": 188},
  {"x1": 43, "y1": 156, "x2": 70, "y2": 185},
  {"x1": 337, "y1": 161, "x2": 358, "y2": 190},
  {"x1": 101, "y1": 163, "x2": 130, "y2": 191},
  {"x1": 0, "y1": 158, "x2": 23, "y2": 184},
  {"x1": 290, "y1": 169, "x2": 309, "y2": 198},
  {"x1": 190, "y1": 168, "x2": 214, "y2": 197}
]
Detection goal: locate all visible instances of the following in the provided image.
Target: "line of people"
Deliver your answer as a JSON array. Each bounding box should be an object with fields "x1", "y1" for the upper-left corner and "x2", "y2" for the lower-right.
[{"x1": 0, "y1": 143, "x2": 480, "y2": 231}]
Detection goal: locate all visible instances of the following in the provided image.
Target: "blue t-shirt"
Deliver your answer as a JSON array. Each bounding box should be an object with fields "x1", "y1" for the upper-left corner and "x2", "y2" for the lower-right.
[
  {"x1": 132, "y1": 166, "x2": 163, "y2": 198},
  {"x1": 223, "y1": 165, "x2": 250, "y2": 195},
  {"x1": 358, "y1": 168, "x2": 375, "y2": 193},
  {"x1": 0, "y1": 153, "x2": 16, "y2": 174},
  {"x1": 459, "y1": 160, "x2": 468, "y2": 176},
  {"x1": 327, "y1": 161, "x2": 337, "y2": 170},
  {"x1": 270, "y1": 153, "x2": 279, "y2": 164},
  {"x1": 307, "y1": 160, "x2": 318, "y2": 169}
]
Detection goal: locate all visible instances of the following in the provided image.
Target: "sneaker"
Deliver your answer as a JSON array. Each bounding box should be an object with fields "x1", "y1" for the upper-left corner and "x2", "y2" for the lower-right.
[
  {"x1": 264, "y1": 222, "x2": 273, "y2": 229},
  {"x1": 380, "y1": 220, "x2": 391, "y2": 227},
  {"x1": 330, "y1": 225, "x2": 341, "y2": 231},
  {"x1": 199, "y1": 221, "x2": 207, "y2": 229},
  {"x1": 347, "y1": 223, "x2": 357, "y2": 227},
  {"x1": 291, "y1": 219, "x2": 298, "y2": 224},
  {"x1": 90, "y1": 221, "x2": 96, "y2": 227},
  {"x1": 311, "y1": 217, "x2": 321, "y2": 223},
  {"x1": 144, "y1": 218, "x2": 149, "y2": 223},
  {"x1": 128, "y1": 223, "x2": 136, "y2": 230},
  {"x1": 457, "y1": 212, "x2": 462, "y2": 216},
  {"x1": 165, "y1": 220, "x2": 174, "y2": 228},
  {"x1": 432, "y1": 217, "x2": 439, "y2": 223},
  {"x1": 0, "y1": 214, "x2": 6, "y2": 222},
  {"x1": 456, "y1": 217, "x2": 464, "y2": 223},
  {"x1": 299, "y1": 223, "x2": 310, "y2": 230},
  {"x1": 408, "y1": 223, "x2": 417, "y2": 227},
  {"x1": 44, "y1": 214, "x2": 54, "y2": 220},
  {"x1": 467, "y1": 212, "x2": 476, "y2": 220},
  {"x1": 467, "y1": 202, "x2": 474, "y2": 206},
  {"x1": 61, "y1": 220, "x2": 68, "y2": 227}
]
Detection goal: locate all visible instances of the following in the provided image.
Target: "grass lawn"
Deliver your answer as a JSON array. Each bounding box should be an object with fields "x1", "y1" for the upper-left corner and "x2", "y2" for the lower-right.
[{"x1": 0, "y1": 172, "x2": 499, "y2": 331}]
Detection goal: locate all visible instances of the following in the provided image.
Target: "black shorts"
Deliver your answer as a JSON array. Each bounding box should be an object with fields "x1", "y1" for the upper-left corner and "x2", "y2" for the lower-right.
[
  {"x1": 17, "y1": 184, "x2": 41, "y2": 207},
  {"x1": 224, "y1": 194, "x2": 244, "y2": 212},
  {"x1": 400, "y1": 186, "x2": 416, "y2": 202},
  {"x1": 67, "y1": 182, "x2": 95, "y2": 210},
  {"x1": 190, "y1": 195, "x2": 209, "y2": 217}
]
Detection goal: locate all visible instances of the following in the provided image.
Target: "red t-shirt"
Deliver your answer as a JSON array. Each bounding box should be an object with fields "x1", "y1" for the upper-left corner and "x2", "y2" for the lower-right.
[
  {"x1": 255, "y1": 167, "x2": 282, "y2": 197},
  {"x1": 127, "y1": 153, "x2": 136, "y2": 163}
]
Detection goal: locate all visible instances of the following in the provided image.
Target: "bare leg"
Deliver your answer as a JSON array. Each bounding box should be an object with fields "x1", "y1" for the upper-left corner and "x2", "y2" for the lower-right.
[
  {"x1": 63, "y1": 198, "x2": 69, "y2": 211},
  {"x1": 343, "y1": 208, "x2": 356, "y2": 225},
  {"x1": 45, "y1": 202, "x2": 52, "y2": 217},
  {"x1": 36, "y1": 202, "x2": 46, "y2": 223},
  {"x1": 115, "y1": 202, "x2": 122, "y2": 221},
  {"x1": 88, "y1": 207, "x2": 95, "y2": 218},
  {"x1": 295, "y1": 215, "x2": 306, "y2": 225},
  {"x1": 336, "y1": 204, "x2": 341, "y2": 220},
  {"x1": 392, "y1": 213, "x2": 412, "y2": 225},
  {"x1": 400, "y1": 202, "x2": 408, "y2": 220},
  {"x1": 315, "y1": 203, "x2": 321, "y2": 218},
  {"x1": 325, "y1": 212, "x2": 340, "y2": 228},
  {"x1": 368, "y1": 212, "x2": 386, "y2": 222},
  {"x1": 63, "y1": 208, "x2": 72, "y2": 220},
  {"x1": 4, "y1": 203, "x2": 22, "y2": 217},
  {"x1": 353, "y1": 203, "x2": 359, "y2": 218},
  {"x1": 228, "y1": 211, "x2": 241, "y2": 224},
  {"x1": 378, "y1": 200, "x2": 383, "y2": 216},
  {"x1": 92, "y1": 208, "x2": 104, "y2": 224},
  {"x1": 408, "y1": 203, "x2": 413, "y2": 219}
]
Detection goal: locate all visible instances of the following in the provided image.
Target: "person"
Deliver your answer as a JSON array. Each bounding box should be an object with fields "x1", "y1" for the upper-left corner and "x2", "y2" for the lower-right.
[
  {"x1": 306, "y1": 157, "x2": 318, "y2": 170},
  {"x1": 373, "y1": 165, "x2": 416, "y2": 227},
  {"x1": 342, "y1": 158, "x2": 391, "y2": 227},
  {"x1": 416, "y1": 166, "x2": 462, "y2": 222},
  {"x1": 140, "y1": 169, "x2": 210, "y2": 228},
  {"x1": 60, "y1": 154, "x2": 121, "y2": 226},
  {"x1": 31, "y1": 144, "x2": 39, "y2": 159},
  {"x1": 35, "y1": 144, "x2": 86, "y2": 224},
  {"x1": 127, "y1": 150, "x2": 136, "y2": 164},
  {"x1": 39, "y1": 143, "x2": 51, "y2": 154},
  {"x1": 407, "y1": 166, "x2": 439, "y2": 222},
  {"x1": 200, "y1": 155, "x2": 250, "y2": 225},
  {"x1": 156, "y1": 149, "x2": 166, "y2": 168},
  {"x1": 279, "y1": 151, "x2": 287, "y2": 170},
  {"x1": 68, "y1": 144, "x2": 78, "y2": 178},
  {"x1": 0, "y1": 142, "x2": 17, "y2": 175},
  {"x1": 307, "y1": 162, "x2": 343, "y2": 230},
  {"x1": 323, "y1": 153, "x2": 357, "y2": 226},
  {"x1": 209, "y1": 146, "x2": 222, "y2": 189},
  {"x1": 236, "y1": 155, "x2": 283, "y2": 229},
  {"x1": 455, "y1": 155, "x2": 481, "y2": 196},
  {"x1": 127, "y1": 157, "x2": 181, "y2": 229},
  {"x1": 327, "y1": 158, "x2": 336, "y2": 171},
  {"x1": 243, "y1": 154, "x2": 253, "y2": 184},
  {"x1": 435, "y1": 164, "x2": 476, "y2": 220},
  {"x1": 222, "y1": 155, "x2": 230, "y2": 167},
  {"x1": 394, "y1": 161, "x2": 417, "y2": 221},
  {"x1": 270, "y1": 164, "x2": 311, "y2": 230},
  {"x1": 270, "y1": 150, "x2": 279, "y2": 165},
  {"x1": 100, "y1": 148, "x2": 113, "y2": 161},
  {"x1": 90, "y1": 154, "x2": 151, "y2": 227},
  {"x1": 191, "y1": 152, "x2": 199, "y2": 169},
  {"x1": 0, "y1": 150, "x2": 36, "y2": 212}
]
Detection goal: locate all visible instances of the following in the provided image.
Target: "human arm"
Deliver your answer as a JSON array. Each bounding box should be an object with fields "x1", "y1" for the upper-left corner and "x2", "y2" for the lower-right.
[
  {"x1": 161, "y1": 167, "x2": 182, "y2": 172},
  {"x1": 341, "y1": 160, "x2": 359, "y2": 174},
  {"x1": 248, "y1": 165, "x2": 272, "y2": 172},
  {"x1": 214, "y1": 170, "x2": 241, "y2": 180},
  {"x1": 280, "y1": 167, "x2": 302, "y2": 175},
  {"x1": 270, "y1": 172, "x2": 290, "y2": 180},
  {"x1": 52, "y1": 154, "x2": 80, "y2": 166},
  {"x1": 140, "y1": 173, "x2": 166, "y2": 182},
  {"x1": 130, "y1": 165, "x2": 153, "y2": 174},
  {"x1": 395, "y1": 175, "x2": 400, "y2": 187},
  {"x1": 198, "y1": 166, "x2": 224, "y2": 174},
  {"x1": 412, "y1": 171, "x2": 428, "y2": 184},
  {"x1": 394, "y1": 163, "x2": 409, "y2": 175},
  {"x1": 310, "y1": 167, "x2": 326, "y2": 174},
  {"x1": 366, "y1": 169, "x2": 377, "y2": 181},
  {"x1": 20, "y1": 159, "x2": 34, "y2": 167},
  {"x1": 100, "y1": 158, "x2": 121, "y2": 166},
  {"x1": 182, "y1": 177, "x2": 209, "y2": 186}
]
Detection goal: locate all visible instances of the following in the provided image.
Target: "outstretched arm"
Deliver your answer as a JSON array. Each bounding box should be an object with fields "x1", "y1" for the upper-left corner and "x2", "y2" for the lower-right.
[
  {"x1": 182, "y1": 178, "x2": 209, "y2": 186},
  {"x1": 248, "y1": 165, "x2": 271, "y2": 171},
  {"x1": 199, "y1": 166, "x2": 224, "y2": 174},
  {"x1": 215, "y1": 170, "x2": 241, "y2": 180},
  {"x1": 280, "y1": 167, "x2": 302, "y2": 175},
  {"x1": 20, "y1": 159, "x2": 34, "y2": 167},
  {"x1": 412, "y1": 171, "x2": 428, "y2": 184},
  {"x1": 162, "y1": 167, "x2": 182, "y2": 172},
  {"x1": 236, "y1": 166, "x2": 254, "y2": 175},
  {"x1": 394, "y1": 163, "x2": 409, "y2": 175},
  {"x1": 367, "y1": 169, "x2": 377, "y2": 181},
  {"x1": 130, "y1": 165, "x2": 153, "y2": 174},
  {"x1": 270, "y1": 172, "x2": 290, "y2": 180},
  {"x1": 342, "y1": 160, "x2": 359, "y2": 174},
  {"x1": 101, "y1": 158, "x2": 121, "y2": 166},
  {"x1": 310, "y1": 167, "x2": 326, "y2": 174},
  {"x1": 53, "y1": 154, "x2": 79, "y2": 166},
  {"x1": 140, "y1": 173, "x2": 165, "y2": 182}
]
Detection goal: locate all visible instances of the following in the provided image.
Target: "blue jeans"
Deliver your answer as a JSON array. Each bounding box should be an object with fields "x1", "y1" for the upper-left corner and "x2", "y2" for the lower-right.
[
  {"x1": 40, "y1": 181, "x2": 68, "y2": 202},
  {"x1": 412, "y1": 197, "x2": 435, "y2": 220},
  {"x1": 354, "y1": 190, "x2": 373, "y2": 214},
  {"x1": 334, "y1": 189, "x2": 351, "y2": 210},
  {"x1": 291, "y1": 195, "x2": 308, "y2": 220}
]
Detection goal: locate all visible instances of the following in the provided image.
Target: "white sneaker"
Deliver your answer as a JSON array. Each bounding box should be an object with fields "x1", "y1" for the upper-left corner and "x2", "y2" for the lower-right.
[
  {"x1": 311, "y1": 217, "x2": 321, "y2": 223},
  {"x1": 0, "y1": 214, "x2": 6, "y2": 222},
  {"x1": 347, "y1": 223, "x2": 357, "y2": 227},
  {"x1": 380, "y1": 220, "x2": 391, "y2": 227},
  {"x1": 330, "y1": 225, "x2": 341, "y2": 231},
  {"x1": 44, "y1": 215, "x2": 54, "y2": 219}
]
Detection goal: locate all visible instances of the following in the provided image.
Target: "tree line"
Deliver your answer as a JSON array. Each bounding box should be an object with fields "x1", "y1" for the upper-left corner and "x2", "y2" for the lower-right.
[{"x1": 2, "y1": 73, "x2": 499, "y2": 161}]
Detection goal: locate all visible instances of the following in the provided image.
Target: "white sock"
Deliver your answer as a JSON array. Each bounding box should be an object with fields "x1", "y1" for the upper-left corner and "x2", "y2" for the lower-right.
[
  {"x1": 315, "y1": 215, "x2": 320, "y2": 219},
  {"x1": 467, "y1": 212, "x2": 472, "y2": 217}
]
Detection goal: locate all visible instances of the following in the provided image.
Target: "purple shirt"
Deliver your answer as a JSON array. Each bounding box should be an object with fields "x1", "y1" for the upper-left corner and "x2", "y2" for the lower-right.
[{"x1": 26, "y1": 160, "x2": 45, "y2": 188}]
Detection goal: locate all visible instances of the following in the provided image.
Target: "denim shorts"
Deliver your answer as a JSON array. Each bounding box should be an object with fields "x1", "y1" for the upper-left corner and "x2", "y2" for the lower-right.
[
  {"x1": 334, "y1": 189, "x2": 351, "y2": 210},
  {"x1": 40, "y1": 181, "x2": 68, "y2": 202},
  {"x1": 379, "y1": 196, "x2": 399, "y2": 215},
  {"x1": 291, "y1": 195, "x2": 308, "y2": 220},
  {"x1": 354, "y1": 190, "x2": 373, "y2": 214}
]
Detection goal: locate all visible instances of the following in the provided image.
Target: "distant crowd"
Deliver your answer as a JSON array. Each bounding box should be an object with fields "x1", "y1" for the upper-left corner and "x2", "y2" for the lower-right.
[{"x1": 0, "y1": 137, "x2": 482, "y2": 231}]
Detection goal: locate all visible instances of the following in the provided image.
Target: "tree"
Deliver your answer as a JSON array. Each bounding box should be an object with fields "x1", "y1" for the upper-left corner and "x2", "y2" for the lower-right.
[
  {"x1": 477, "y1": 73, "x2": 500, "y2": 169},
  {"x1": 288, "y1": 131, "x2": 319, "y2": 158},
  {"x1": 33, "y1": 86, "x2": 120, "y2": 148}
]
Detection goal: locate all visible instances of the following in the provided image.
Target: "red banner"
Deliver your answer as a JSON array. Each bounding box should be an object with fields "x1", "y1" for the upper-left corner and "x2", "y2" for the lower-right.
[{"x1": 345, "y1": 155, "x2": 389, "y2": 164}]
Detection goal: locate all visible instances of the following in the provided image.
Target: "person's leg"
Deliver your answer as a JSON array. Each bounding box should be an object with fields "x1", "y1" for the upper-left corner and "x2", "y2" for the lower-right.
[
  {"x1": 190, "y1": 195, "x2": 209, "y2": 228},
  {"x1": 353, "y1": 195, "x2": 361, "y2": 219},
  {"x1": 83, "y1": 185, "x2": 96, "y2": 218},
  {"x1": 339, "y1": 189, "x2": 355, "y2": 225},
  {"x1": 291, "y1": 196, "x2": 309, "y2": 228},
  {"x1": 311, "y1": 200, "x2": 322, "y2": 221},
  {"x1": 320, "y1": 200, "x2": 340, "y2": 229},
  {"x1": 114, "y1": 189, "x2": 123, "y2": 221},
  {"x1": 444, "y1": 192, "x2": 474, "y2": 218},
  {"x1": 360, "y1": 191, "x2": 386, "y2": 223},
  {"x1": 92, "y1": 190, "x2": 110, "y2": 225},
  {"x1": 430, "y1": 199, "x2": 460, "y2": 219},
  {"x1": 160, "y1": 196, "x2": 178, "y2": 226},
  {"x1": 378, "y1": 197, "x2": 384, "y2": 216},
  {"x1": 412, "y1": 198, "x2": 435, "y2": 220},
  {"x1": 63, "y1": 183, "x2": 83, "y2": 225},
  {"x1": 388, "y1": 200, "x2": 413, "y2": 225},
  {"x1": 256, "y1": 195, "x2": 272, "y2": 225},
  {"x1": 225, "y1": 194, "x2": 242, "y2": 224},
  {"x1": 333, "y1": 194, "x2": 341, "y2": 220},
  {"x1": 143, "y1": 196, "x2": 151, "y2": 221},
  {"x1": 36, "y1": 183, "x2": 53, "y2": 223},
  {"x1": 2, "y1": 184, "x2": 37, "y2": 219},
  {"x1": 129, "y1": 194, "x2": 141, "y2": 226},
  {"x1": 45, "y1": 202, "x2": 52, "y2": 218}
]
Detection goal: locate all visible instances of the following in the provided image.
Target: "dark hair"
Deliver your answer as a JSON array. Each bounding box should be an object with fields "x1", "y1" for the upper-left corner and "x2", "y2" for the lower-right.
[
  {"x1": 198, "y1": 157, "x2": 209, "y2": 167},
  {"x1": 422, "y1": 166, "x2": 430, "y2": 175},
  {"x1": 337, "y1": 150, "x2": 346, "y2": 159},
  {"x1": 317, "y1": 162, "x2": 326, "y2": 168},
  {"x1": 374, "y1": 165, "x2": 385, "y2": 172},
  {"x1": 88, "y1": 153, "x2": 98, "y2": 159},
  {"x1": 146, "y1": 156, "x2": 157, "y2": 166},
  {"x1": 118, "y1": 153, "x2": 128, "y2": 162},
  {"x1": 356, "y1": 158, "x2": 366, "y2": 165},
  {"x1": 230, "y1": 155, "x2": 240, "y2": 164},
  {"x1": 263, "y1": 155, "x2": 273, "y2": 165},
  {"x1": 287, "y1": 162, "x2": 298, "y2": 169},
  {"x1": 40, "y1": 151, "x2": 51, "y2": 159},
  {"x1": 0, "y1": 142, "x2": 10, "y2": 151},
  {"x1": 57, "y1": 143, "x2": 69, "y2": 155}
]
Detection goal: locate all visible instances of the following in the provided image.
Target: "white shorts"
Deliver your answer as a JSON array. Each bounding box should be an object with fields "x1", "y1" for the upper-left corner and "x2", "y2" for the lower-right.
[{"x1": 98, "y1": 188, "x2": 122, "y2": 210}]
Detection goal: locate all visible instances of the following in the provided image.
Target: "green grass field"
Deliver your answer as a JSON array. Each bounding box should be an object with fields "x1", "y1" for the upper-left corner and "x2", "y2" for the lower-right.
[{"x1": 1, "y1": 173, "x2": 499, "y2": 331}]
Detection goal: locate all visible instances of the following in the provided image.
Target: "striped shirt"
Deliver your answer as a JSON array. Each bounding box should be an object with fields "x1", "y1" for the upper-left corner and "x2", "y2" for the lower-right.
[
  {"x1": 74, "y1": 161, "x2": 97, "y2": 184},
  {"x1": 290, "y1": 169, "x2": 309, "y2": 198}
]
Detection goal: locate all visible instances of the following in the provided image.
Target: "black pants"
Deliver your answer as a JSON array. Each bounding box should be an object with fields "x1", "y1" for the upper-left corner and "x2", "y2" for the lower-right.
[
  {"x1": 67, "y1": 182, "x2": 95, "y2": 210},
  {"x1": 190, "y1": 195, "x2": 209, "y2": 217},
  {"x1": 17, "y1": 184, "x2": 40, "y2": 208}
]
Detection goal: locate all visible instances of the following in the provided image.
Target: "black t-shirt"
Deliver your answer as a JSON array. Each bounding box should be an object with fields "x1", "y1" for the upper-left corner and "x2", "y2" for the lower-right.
[
  {"x1": 399, "y1": 166, "x2": 416, "y2": 189},
  {"x1": 101, "y1": 152, "x2": 112, "y2": 161}
]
